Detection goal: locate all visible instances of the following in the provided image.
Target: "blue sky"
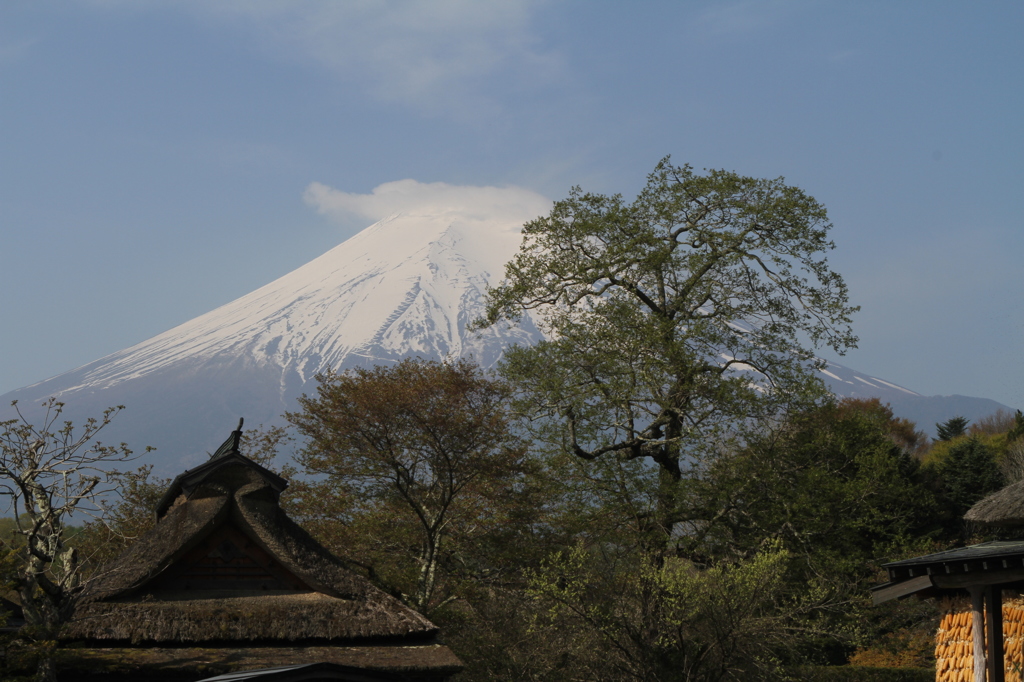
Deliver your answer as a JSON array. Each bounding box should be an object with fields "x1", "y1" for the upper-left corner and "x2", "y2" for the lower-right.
[{"x1": 2, "y1": 1, "x2": 1022, "y2": 414}]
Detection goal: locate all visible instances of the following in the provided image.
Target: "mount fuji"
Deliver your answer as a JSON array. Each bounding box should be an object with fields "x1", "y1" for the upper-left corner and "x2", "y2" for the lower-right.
[
  {"x1": 2, "y1": 205, "x2": 545, "y2": 471},
  {"x1": 1, "y1": 195, "x2": 1012, "y2": 472}
]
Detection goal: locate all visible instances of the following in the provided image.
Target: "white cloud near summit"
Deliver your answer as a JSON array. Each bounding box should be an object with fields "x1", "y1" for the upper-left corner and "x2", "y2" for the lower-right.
[{"x1": 304, "y1": 179, "x2": 552, "y2": 229}]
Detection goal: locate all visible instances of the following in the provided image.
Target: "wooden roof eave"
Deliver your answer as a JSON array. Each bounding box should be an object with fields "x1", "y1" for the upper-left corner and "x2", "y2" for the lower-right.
[
  {"x1": 871, "y1": 575, "x2": 936, "y2": 605},
  {"x1": 873, "y1": 566, "x2": 1024, "y2": 605}
]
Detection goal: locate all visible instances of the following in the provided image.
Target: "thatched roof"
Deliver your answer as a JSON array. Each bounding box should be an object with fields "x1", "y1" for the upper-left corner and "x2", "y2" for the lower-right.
[
  {"x1": 59, "y1": 645, "x2": 464, "y2": 681},
  {"x1": 64, "y1": 591, "x2": 435, "y2": 644},
  {"x1": 196, "y1": 660, "x2": 457, "y2": 681},
  {"x1": 964, "y1": 479, "x2": 1024, "y2": 527},
  {"x1": 65, "y1": 427, "x2": 443, "y2": 650},
  {"x1": 154, "y1": 421, "x2": 287, "y2": 520}
]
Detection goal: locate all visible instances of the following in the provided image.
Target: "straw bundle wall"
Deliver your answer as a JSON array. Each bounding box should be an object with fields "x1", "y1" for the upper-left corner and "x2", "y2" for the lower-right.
[{"x1": 934, "y1": 595, "x2": 1024, "y2": 682}]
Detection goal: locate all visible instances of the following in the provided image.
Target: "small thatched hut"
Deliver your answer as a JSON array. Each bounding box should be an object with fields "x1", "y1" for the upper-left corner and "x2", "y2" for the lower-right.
[
  {"x1": 62, "y1": 423, "x2": 462, "y2": 681},
  {"x1": 873, "y1": 480, "x2": 1024, "y2": 682}
]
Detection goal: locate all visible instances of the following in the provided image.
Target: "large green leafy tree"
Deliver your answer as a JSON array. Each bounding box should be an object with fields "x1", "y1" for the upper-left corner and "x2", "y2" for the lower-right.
[
  {"x1": 687, "y1": 399, "x2": 945, "y2": 666},
  {"x1": 479, "y1": 158, "x2": 858, "y2": 533},
  {"x1": 690, "y1": 399, "x2": 937, "y2": 568},
  {"x1": 690, "y1": 399, "x2": 939, "y2": 618},
  {"x1": 287, "y1": 358, "x2": 541, "y2": 615},
  {"x1": 527, "y1": 539, "x2": 799, "y2": 682},
  {"x1": 489, "y1": 399, "x2": 941, "y2": 680}
]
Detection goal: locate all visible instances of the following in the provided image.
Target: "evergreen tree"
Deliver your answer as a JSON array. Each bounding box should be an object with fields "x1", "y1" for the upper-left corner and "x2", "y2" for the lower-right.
[
  {"x1": 689, "y1": 398, "x2": 939, "y2": 597},
  {"x1": 1007, "y1": 409, "x2": 1024, "y2": 443},
  {"x1": 936, "y1": 416, "x2": 969, "y2": 441},
  {"x1": 938, "y1": 436, "x2": 1003, "y2": 518}
]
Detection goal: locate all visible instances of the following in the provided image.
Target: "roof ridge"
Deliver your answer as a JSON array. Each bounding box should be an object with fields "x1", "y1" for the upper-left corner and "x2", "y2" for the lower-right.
[{"x1": 154, "y1": 419, "x2": 288, "y2": 520}]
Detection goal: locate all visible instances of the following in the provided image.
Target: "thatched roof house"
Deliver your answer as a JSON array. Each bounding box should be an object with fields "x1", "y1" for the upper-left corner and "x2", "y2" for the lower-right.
[
  {"x1": 964, "y1": 478, "x2": 1024, "y2": 527},
  {"x1": 62, "y1": 424, "x2": 462, "y2": 681},
  {"x1": 872, "y1": 482, "x2": 1024, "y2": 682}
]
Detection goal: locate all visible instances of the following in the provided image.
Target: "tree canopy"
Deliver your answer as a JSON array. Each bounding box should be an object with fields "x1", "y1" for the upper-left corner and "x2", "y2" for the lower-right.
[
  {"x1": 936, "y1": 416, "x2": 969, "y2": 441},
  {"x1": 937, "y1": 436, "x2": 1003, "y2": 519},
  {"x1": 0, "y1": 398, "x2": 143, "y2": 681},
  {"x1": 287, "y1": 358, "x2": 536, "y2": 614},
  {"x1": 479, "y1": 158, "x2": 858, "y2": 490}
]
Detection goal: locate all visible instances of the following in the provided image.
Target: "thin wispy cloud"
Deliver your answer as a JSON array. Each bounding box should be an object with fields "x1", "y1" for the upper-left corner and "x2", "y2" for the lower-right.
[{"x1": 179, "y1": 0, "x2": 563, "y2": 116}]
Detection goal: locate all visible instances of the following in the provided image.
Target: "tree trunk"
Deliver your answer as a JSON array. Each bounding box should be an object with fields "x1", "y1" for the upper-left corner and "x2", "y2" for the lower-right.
[
  {"x1": 416, "y1": 531, "x2": 441, "y2": 613},
  {"x1": 35, "y1": 654, "x2": 57, "y2": 682}
]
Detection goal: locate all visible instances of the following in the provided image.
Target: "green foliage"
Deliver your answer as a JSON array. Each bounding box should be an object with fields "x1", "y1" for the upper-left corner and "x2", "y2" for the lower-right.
[
  {"x1": 936, "y1": 436, "x2": 1003, "y2": 518},
  {"x1": 925, "y1": 428, "x2": 1003, "y2": 464},
  {"x1": 692, "y1": 401, "x2": 937, "y2": 560},
  {"x1": 791, "y1": 666, "x2": 934, "y2": 681},
  {"x1": 526, "y1": 540, "x2": 804, "y2": 681},
  {"x1": 480, "y1": 157, "x2": 858, "y2": 492},
  {"x1": 681, "y1": 399, "x2": 941, "y2": 658},
  {"x1": 451, "y1": 397, "x2": 944, "y2": 680},
  {"x1": 936, "y1": 416, "x2": 969, "y2": 441},
  {"x1": 1008, "y1": 409, "x2": 1024, "y2": 443},
  {"x1": 0, "y1": 398, "x2": 152, "y2": 682},
  {"x1": 287, "y1": 358, "x2": 542, "y2": 615}
]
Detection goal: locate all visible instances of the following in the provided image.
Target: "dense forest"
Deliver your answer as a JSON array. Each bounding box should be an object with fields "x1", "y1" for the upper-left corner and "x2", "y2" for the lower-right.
[
  {"x1": 270, "y1": 368, "x2": 1023, "y2": 681},
  {"x1": 6, "y1": 370, "x2": 1019, "y2": 680},
  {"x1": 3, "y1": 161, "x2": 1018, "y2": 680}
]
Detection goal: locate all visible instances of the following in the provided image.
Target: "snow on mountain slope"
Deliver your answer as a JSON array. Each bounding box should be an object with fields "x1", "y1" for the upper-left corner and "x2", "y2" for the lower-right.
[
  {"x1": 1, "y1": 186, "x2": 1013, "y2": 468},
  {"x1": 35, "y1": 210, "x2": 541, "y2": 397},
  {"x1": 812, "y1": 361, "x2": 1016, "y2": 438},
  {"x1": 817, "y1": 360, "x2": 919, "y2": 398},
  {"x1": 1, "y1": 202, "x2": 546, "y2": 470}
]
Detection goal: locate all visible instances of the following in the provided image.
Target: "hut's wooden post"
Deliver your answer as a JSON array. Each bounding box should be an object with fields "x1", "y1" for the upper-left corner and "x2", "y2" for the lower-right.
[
  {"x1": 987, "y1": 586, "x2": 1005, "y2": 682},
  {"x1": 974, "y1": 586, "x2": 987, "y2": 682}
]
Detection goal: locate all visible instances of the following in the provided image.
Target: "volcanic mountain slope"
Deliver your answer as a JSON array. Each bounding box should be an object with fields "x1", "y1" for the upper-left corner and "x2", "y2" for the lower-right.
[
  {"x1": 2, "y1": 211, "x2": 542, "y2": 470},
  {"x1": 810, "y1": 360, "x2": 1012, "y2": 437},
  {"x1": 2, "y1": 210, "x2": 1012, "y2": 471}
]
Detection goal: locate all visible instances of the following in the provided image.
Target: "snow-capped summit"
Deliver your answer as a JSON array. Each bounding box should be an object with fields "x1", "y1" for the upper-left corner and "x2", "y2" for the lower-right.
[
  {"x1": 50, "y1": 210, "x2": 540, "y2": 396},
  {"x1": 1, "y1": 182, "x2": 1013, "y2": 469},
  {"x1": 2, "y1": 203, "x2": 545, "y2": 470}
]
